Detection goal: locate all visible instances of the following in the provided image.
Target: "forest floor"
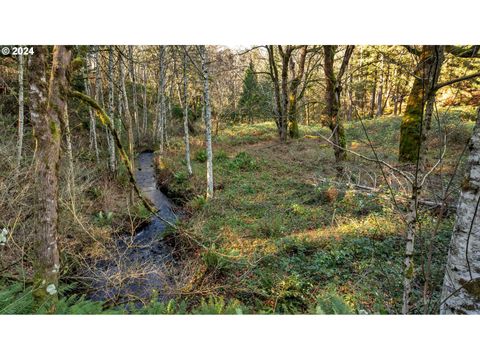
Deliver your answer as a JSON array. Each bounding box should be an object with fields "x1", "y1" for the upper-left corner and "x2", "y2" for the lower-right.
[
  {"x1": 159, "y1": 108, "x2": 475, "y2": 314},
  {"x1": 0, "y1": 107, "x2": 476, "y2": 314}
]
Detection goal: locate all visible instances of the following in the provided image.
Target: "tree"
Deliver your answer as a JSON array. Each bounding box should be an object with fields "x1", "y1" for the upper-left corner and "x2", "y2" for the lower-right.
[
  {"x1": 199, "y1": 45, "x2": 214, "y2": 199},
  {"x1": 440, "y1": 107, "x2": 480, "y2": 314},
  {"x1": 107, "y1": 46, "x2": 116, "y2": 174},
  {"x1": 156, "y1": 46, "x2": 167, "y2": 150},
  {"x1": 239, "y1": 60, "x2": 260, "y2": 123},
  {"x1": 16, "y1": 53, "x2": 24, "y2": 170},
  {"x1": 128, "y1": 46, "x2": 140, "y2": 142},
  {"x1": 266, "y1": 45, "x2": 308, "y2": 141},
  {"x1": 399, "y1": 45, "x2": 480, "y2": 162},
  {"x1": 120, "y1": 52, "x2": 135, "y2": 192},
  {"x1": 322, "y1": 45, "x2": 355, "y2": 174},
  {"x1": 182, "y1": 47, "x2": 193, "y2": 176},
  {"x1": 29, "y1": 45, "x2": 72, "y2": 306},
  {"x1": 286, "y1": 45, "x2": 307, "y2": 138},
  {"x1": 399, "y1": 46, "x2": 444, "y2": 162}
]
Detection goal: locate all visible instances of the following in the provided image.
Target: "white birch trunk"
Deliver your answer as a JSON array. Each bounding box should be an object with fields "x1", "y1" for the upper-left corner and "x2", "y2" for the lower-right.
[
  {"x1": 120, "y1": 58, "x2": 135, "y2": 172},
  {"x1": 156, "y1": 46, "x2": 166, "y2": 151},
  {"x1": 200, "y1": 45, "x2": 214, "y2": 199},
  {"x1": 142, "y1": 63, "x2": 148, "y2": 136},
  {"x1": 440, "y1": 108, "x2": 480, "y2": 314},
  {"x1": 84, "y1": 50, "x2": 100, "y2": 162},
  {"x1": 182, "y1": 47, "x2": 193, "y2": 176},
  {"x1": 62, "y1": 102, "x2": 76, "y2": 213},
  {"x1": 16, "y1": 53, "x2": 24, "y2": 169},
  {"x1": 107, "y1": 46, "x2": 116, "y2": 173},
  {"x1": 128, "y1": 46, "x2": 140, "y2": 143}
]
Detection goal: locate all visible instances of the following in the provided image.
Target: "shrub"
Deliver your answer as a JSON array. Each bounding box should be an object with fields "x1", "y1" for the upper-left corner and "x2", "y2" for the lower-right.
[
  {"x1": 194, "y1": 149, "x2": 208, "y2": 163},
  {"x1": 228, "y1": 151, "x2": 257, "y2": 171}
]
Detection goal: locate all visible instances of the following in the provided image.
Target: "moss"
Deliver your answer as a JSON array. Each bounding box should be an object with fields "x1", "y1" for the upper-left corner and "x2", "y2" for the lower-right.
[
  {"x1": 405, "y1": 261, "x2": 415, "y2": 279},
  {"x1": 461, "y1": 278, "x2": 480, "y2": 300},
  {"x1": 49, "y1": 121, "x2": 60, "y2": 140}
]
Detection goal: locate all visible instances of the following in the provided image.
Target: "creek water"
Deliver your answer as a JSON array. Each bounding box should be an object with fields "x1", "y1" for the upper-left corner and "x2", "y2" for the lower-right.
[{"x1": 87, "y1": 151, "x2": 178, "y2": 304}]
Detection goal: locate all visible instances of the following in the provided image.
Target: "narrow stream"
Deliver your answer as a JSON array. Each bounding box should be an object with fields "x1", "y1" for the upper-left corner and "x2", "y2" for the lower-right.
[{"x1": 87, "y1": 151, "x2": 178, "y2": 304}]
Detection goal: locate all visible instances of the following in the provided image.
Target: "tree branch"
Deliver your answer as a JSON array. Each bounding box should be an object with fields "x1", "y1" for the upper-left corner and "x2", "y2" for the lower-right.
[{"x1": 434, "y1": 71, "x2": 480, "y2": 90}]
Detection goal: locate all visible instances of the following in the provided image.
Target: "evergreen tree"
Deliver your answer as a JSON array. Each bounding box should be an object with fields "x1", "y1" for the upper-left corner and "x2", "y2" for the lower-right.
[{"x1": 239, "y1": 61, "x2": 260, "y2": 123}]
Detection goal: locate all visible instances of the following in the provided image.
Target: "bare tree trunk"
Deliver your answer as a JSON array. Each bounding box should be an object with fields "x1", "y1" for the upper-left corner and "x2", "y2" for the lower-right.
[
  {"x1": 182, "y1": 47, "x2": 193, "y2": 176},
  {"x1": 440, "y1": 107, "x2": 480, "y2": 314},
  {"x1": 107, "y1": 46, "x2": 116, "y2": 173},
  {"x1": 61, "y1": 102, "x2": 76, "y2": 215},
  {"x1": 120, "y1": 56, "x2": 135, "y2": 183},
  {"x1": 84, "y1": 49, "x2": 99, "y2": 162},
  {"x1": 402, "y1": 185, "x2": 418, "y2": 314},
  {"x1": 369, "y1": 69, "x2": 377, "y2": 118},
  {"x1": 16, "y1": 53, "x2": 24, "y2": 169},
  {"x1": 376, "y1": 54, "x2": 384, "y2": 117},
  {"x1": 156, "y1": 46, "x2": 166, "y2": 150},
  {"x1": 29, "y1": 46, "x2": 72, "y2": 306},
  {"x1": 142, "y1": 63, "x2": 148, "y2": 137},
  {"x1": 200, "y1": 45, "x2": 214, "y2": 199},
  {"x1": 128, "y1": 46, "x2": 140, "y2": 143}
]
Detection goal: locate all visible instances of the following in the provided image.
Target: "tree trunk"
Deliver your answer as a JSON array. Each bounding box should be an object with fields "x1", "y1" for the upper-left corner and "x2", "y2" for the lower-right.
[
  {"x1": 84, "y1": 49, "x2": 99, "y2": 162},
  {"x1": 107, "y1": 46, "x2": 116, "y2": 173},
  {"x1": 399, "y1": 46, "x2": 444, "y2": 162},
  {"x1": 61, "y1": 102, "x2": 76, "y2": 214},
  {"x1": 369, "y1": 69, "x2": 377, "y2": 118},
  {"x1": 402, "y1": 47, "x2": 444, "y2": 313},
  {"x1": 156, "y1": 46, "x2": 166, "y2": 150},
  {"x1": 402, "y1": 185, "x2": 419, "y2": 314},
  {"x1": 287, "y1": 46, "x2": 307, "y2": 139},
  {"x1": 29, "y1": 45, "x2": 72, "y2": 307},
  {"x1": 200, "y1": 45, "x2": 214, "y2": 199},
  {"x1": 182, "y1": 47, "x2": 193, "y2": 176},
  {"x1": 16, "y1": 53, "x2": 24, "y2": 169},
  {"x1": 120, "y1": 57, "x2": 135, "y2": 180},
  {"x1": 142, "y1": 63, "x2": 148, "y2": 137},
  {"x1": 376, "y1": 54, "x2": 384, "y2": 117},
  {"x1": 323, "y1": 45, "x2": 353, "y2": 174},
  {"x1": 128, "y1": 46, "x2": 140, "y2": 143},
  {"x1": 279, "y1": 47, "x2": 290, "y2": 142},
  {"x1": 440, "y1": 107, "x2": 480, "y2": 314},
  {"x1": 267, "y1": 46, "x2": 284, "y2": 142}
]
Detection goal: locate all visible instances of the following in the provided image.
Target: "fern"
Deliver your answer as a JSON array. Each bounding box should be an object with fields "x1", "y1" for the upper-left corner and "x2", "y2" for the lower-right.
[
  {"x1": 0, "y1": 281, "x2": 109, "y2": 314},
  {"x1": 314, "y1": 292, "x2": 353, "y2": 315}
]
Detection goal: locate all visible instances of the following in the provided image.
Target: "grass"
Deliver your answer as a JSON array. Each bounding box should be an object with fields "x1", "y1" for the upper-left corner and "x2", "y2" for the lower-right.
[{"x1": 160, "y1": 110, "x2": 474, "y2": 314}]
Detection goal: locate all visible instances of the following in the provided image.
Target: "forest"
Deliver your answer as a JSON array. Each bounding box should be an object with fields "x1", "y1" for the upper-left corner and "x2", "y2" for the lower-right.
[{"x1": 1, "y1": 44, "x2": 480, "y2": 315}]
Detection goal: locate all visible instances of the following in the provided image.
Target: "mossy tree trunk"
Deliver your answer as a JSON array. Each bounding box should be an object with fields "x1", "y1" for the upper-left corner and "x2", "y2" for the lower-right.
[
  {"x1": 267, "y1": 45, "x2": 308, "y2": 142},
  {"x1": 401, "y1": 46, "x2": 444, "y2": 313},
  {"x1": 29, "y1": 45, "x2": 72, "y2": 307},
  {"x1": 323, "y1": 45, "x2": 354, "y2": 174},
  {"x1": 398, "y1": 46, "x2": 444, "y2": 163},
  {"x1": 440, "y1": 107, "x2": 480, "y2": 314},
  {"x1": 266, "y1": 46, "x2": 285, "y2": 142},
  {"x1": 287, "y1": 46, "x2": 307, "y2": 139}
]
